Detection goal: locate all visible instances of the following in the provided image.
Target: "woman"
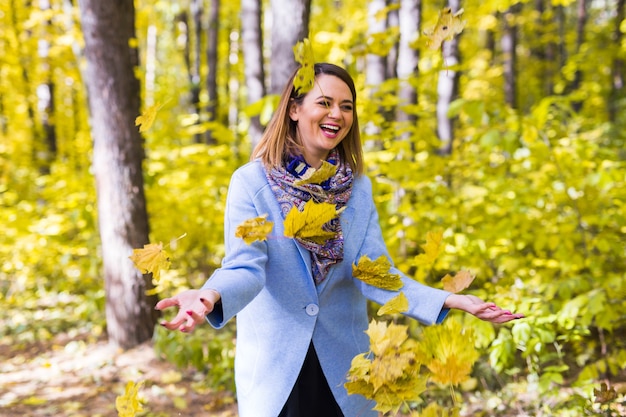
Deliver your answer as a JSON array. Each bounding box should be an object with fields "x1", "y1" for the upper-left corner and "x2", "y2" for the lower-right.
[{"x1": 156, "y1": 63, "x2": 523, "y2": 417}]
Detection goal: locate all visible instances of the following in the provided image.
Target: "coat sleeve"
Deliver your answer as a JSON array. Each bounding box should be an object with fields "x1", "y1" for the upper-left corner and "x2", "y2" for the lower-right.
[
  {"x1": 353, "y1": 175, "x2": 451, "y2": 325},
  {"x1": 201, "y1": 165, "x2": 269, "y2": 328}
]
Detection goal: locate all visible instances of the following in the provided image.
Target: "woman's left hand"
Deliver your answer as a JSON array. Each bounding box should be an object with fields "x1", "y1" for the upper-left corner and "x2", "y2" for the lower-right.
[{"x1": 444, "y1": 294, "x2": 525, "y2": 323}]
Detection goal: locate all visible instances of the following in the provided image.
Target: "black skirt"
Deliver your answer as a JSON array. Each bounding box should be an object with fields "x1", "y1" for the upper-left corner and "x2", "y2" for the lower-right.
[{"x1": 278, "y1": 343, "x2": 345, "y2": 417}]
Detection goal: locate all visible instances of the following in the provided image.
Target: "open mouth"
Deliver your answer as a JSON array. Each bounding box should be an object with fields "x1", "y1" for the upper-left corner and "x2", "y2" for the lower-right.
[{"x1": 320, "y1": 124, "x2": 340, "y2": 135}]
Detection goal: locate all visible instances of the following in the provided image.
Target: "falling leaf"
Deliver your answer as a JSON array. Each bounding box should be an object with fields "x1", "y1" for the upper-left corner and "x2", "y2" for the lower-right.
[
  {"x1": 235, "y1": 214, "x2": 274, "y2": 244},
  {"x1": 594, "y1": 382, "x2": 617, "y2": 404},
  {"x1": 292, "y1": 38, "x2": 315, "y2": 94},
  {"x1": 414, "y1": 230, "x2": 444, "y2": 266},
  {"x1": 415, "y1": 318, "x2": 479, "y2": 385},
  {"x1": 353, "y1": 255, "x2": 403, "y2": 291},
  {"x1": 442, "y1": 270, "x2": 475, "y2": 293},
  {"x1": 283, "y1": 200, "x2": 337, "y2": 244},
  {"x1": 135, "y1": 101, "x2": 165, "y2": 132},
  {"x1": 345, "y1": 320, "x2": 428, "y2": 414},
  {"x1": 116, "y1": 381, "x2": 144, "y2": 417},
  {"x1": 377, "y1": 292, "x2": 409, "y2": 316},
  {"x1": 424, "y1": 7, "x2": 467, "y2": 50},
  {"x1": 294, "y1": 160, "x2": 337, "y2": 186},
  {"x1": 129, "y1": 242, "x2": 171, "y2": 281}
]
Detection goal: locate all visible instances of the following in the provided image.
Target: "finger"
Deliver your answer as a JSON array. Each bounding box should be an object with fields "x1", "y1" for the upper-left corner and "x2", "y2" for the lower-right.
[
  {"x1": 160, "y1": 311, "x2": 187, "y2": 330},
  {"x1": 155, "y1": 297, "x2": 179, "y2": 311}
]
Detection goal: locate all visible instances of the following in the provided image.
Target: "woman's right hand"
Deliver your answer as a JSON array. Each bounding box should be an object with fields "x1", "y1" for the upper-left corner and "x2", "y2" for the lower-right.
[{"x1": 155, "y1": 289, "x2": 221, "y2": 333}]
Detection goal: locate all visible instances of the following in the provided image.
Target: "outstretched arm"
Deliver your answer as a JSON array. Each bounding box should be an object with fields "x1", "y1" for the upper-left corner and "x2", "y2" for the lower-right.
[
  {"x1": 444, "y1": 294, "x2": 524, "y2": 323},
  {"x1": 155, "y1": 289, "x2": 221, "y2": 332}
]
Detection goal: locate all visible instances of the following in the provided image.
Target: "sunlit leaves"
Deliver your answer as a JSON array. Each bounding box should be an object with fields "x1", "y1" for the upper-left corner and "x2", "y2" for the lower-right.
[
  {"x1": 442, "y1": 270, "x2": 475, "y2": 293},
  {"x1": 353, "y1": 255, "x2": 403, "y2": 291},
  {"x1": 292, "y1": 38, "x2": 315, "y2": 94},
  {"x1": 235, "y1": 214, "x2": 274, "y2": 244},
  {"x1": 345, "y1": 320, "x2": 428, "y2": 414},
  {"x1": 424, "y1": 7, "x2": 467, "y2": 50},
  {"x1": 283, "y1": 200, "x2": 338, "y2": 244},
  {"x1": 414, "y1": 230, "x2": 444, "y2": 266},
  {"x1": 116, "y1": 381, "x2": 144, "y2": 417},
  {"x1": 415, "y1": 318, "x2": 479, "y2": 386},
  {"x1": 135, "y1": 101, "x2": 165, "y2": 132},
  {"x1": 377, "y1": 291, "x2": 409, "y2": 316},
  {"x1": 129, "y1": 242, "x2": 171, "y2": 281},
  {"x1": 294, "y1": 160, "x2": 337, "y2": 186}
]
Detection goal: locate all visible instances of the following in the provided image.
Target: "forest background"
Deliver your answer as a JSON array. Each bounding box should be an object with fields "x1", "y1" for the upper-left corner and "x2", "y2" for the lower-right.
[{"x1": 0, "y1": 0, "x2": 625, "y2": 416}]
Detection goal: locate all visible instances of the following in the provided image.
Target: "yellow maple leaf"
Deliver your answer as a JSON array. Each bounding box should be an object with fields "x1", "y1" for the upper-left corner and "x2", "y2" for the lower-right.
[
  {"x1": 353, "y1": 255, "x2": 403, "y2": 291},
  {"x1": 294, "y1": 160, "x2": 337, "y2": 186},
  {"x1": 377, "y1": 291, "x2": 409, "y2": 316},
  {"x1": 292, "y1": 38, "x2": 315, "y2": 94},
  {"x1": 283, "y1": 200, "x2": 337, "y2": 244},
  {"x1": 129, "y1": 242, "x2": 171, "y2": 282},
  {"x1": 116, "y1": 381, "x2": 144, "y2": 417},
  {"x1": 235, "y1": 214, "x2": 274, "y2": 244},
  {"x1": 442, "y1": 270, "x2": 475, "y2": 293},
  {"x1": 135, "y1": 101, "x2": 165, "y2": 133},
  {"x1": 424, "y1": 7, "x2": 467, "y2": 50},
  {"x1": 415, "y1": 318, "x2": 479, "y2": 385},
  {"x1": 414, "y1": 230, "x2": 444, "y2": 266}
]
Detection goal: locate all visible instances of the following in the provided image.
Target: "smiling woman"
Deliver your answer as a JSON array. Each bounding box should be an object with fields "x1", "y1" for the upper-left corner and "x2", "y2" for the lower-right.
[{"x1": 155, "y1": 63, "x2": 523, "y2": 417}]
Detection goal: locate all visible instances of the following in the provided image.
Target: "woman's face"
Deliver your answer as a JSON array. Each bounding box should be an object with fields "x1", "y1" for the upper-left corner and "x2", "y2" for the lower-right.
[{"x1": 289, "y1": 74, "x2": 354, "y2": 168}]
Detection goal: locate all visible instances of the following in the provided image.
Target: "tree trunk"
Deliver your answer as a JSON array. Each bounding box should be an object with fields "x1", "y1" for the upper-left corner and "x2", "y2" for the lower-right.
[
  {"x1": 241, "y1": 0, "x2": 266, "y2": 149},
  {"x1": 269, "y1": 0, "x2": 311, "y2": 94},
  {"x1": 436, "y1": 0, "x2": 461, "y2": 155},
  {"x1": 364, "y1": 0, "x2": 388, "y2": 147},
  {"x1": 77, "y1": 0, "x2": 158, "y2": 350},
  {"x1": 502, "y1": 5, "x2": 519, "y2": 109},
  {"x1": 205, "y1": 0, "x2": 219, "y2": 144},
  {"x1": 610, "y1": 0, "x2": 625, "y2": 122},
  {"x1": 396, "y1": 0, "x2": 421, "y2": 130},
  {"x1": 571, "y1": 0, "x2": 588, "y2": 112}
]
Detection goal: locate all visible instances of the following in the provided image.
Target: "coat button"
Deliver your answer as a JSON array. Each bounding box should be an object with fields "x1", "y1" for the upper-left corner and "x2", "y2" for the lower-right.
[{"x1": 305, "y1": 304, "x2": 319, "y2": 316}]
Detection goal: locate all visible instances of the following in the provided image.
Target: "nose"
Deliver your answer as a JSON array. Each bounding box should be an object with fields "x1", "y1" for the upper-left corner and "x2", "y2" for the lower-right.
[{"x1": 327, "y1": 104, "x2": 340, "y2": 119}]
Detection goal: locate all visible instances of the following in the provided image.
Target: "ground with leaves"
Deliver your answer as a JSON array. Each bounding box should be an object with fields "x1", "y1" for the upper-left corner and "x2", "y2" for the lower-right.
[{"x1": 0, "y1": 331, "x2": 237, "y2": 417}]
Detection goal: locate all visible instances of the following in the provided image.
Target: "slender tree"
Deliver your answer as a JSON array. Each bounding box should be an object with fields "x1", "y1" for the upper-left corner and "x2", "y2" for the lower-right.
[
  {"x1": 77, "y1": 0, "x2": 158, "y2": 349},
  {"x1": 205, "y1": 0, "x2": 219, "y2": 144},
  {"x1": 610, "y1": 0, "x2": 625, "y2": 122},
  {"x1": 241, "y1": 0, "x2": 266, "y2": 149},
  {"x1": 269, "y1": 0, "x2": 311, "y2": 94},
  {"x1": 396, "y1": 0, "x2": 421, "y2": 134},
  {"x1": 501, "y1": 5, "x2": 519, "y2": 109}
]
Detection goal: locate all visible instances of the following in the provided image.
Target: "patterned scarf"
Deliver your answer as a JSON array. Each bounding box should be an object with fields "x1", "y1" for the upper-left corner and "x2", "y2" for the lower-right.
[{"x1": 265, "y1": 149, "x2": 354, "y2": 284}]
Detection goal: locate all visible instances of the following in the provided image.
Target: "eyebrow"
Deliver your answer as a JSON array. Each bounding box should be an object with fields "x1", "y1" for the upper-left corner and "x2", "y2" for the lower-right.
[{"x1": 315, "y1": 95, "x2": 354, "y2": 104}]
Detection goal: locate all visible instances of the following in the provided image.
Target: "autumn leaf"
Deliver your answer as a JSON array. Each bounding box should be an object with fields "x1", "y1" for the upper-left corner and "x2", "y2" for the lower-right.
[
  {"x1": 294, "y1": 160, "x2": 337, "y2": 186},
  {"x1": 135, "y1": 101, "x2": 166, "y2": 132},
  {"x1": 442, "y1": 270, "x2": 475, "y2": 293},
  {"x1": 129, "y1": 242, "x2": 171, "y2": 281},
  {"x1": 594, "y1": 382, "x2": 617, "y2": 404},
  {"x1": 345, "y1": 320, "x2": 428, "y2": 414},
  {"x1": 116, "y1": 381, "x2": 144, "y2": 417},
  {"x1": 283, "y1": 200, "x2": 337, "y2": 244},
  {"x1": 377, "y1": 291, "x2": 409, "y2": 316},
  {"x1": 293, "y1": 38, "x2": 315, "y2": 94},
  {"x1": 235, "y1": 214, "x2": 274, "y2": 244},
  {"x1": 415, "y1": 318, "x2": 479, "y2": 386},
  {"x1": 424, "y1": 7, "x2": 467, "y2": 50},
  {"x1": 414, "y1": 230, "x2": 444, "y2": 266},
  {"x1": 353, "y1": 255, "x2": 403, "y2": 291}
]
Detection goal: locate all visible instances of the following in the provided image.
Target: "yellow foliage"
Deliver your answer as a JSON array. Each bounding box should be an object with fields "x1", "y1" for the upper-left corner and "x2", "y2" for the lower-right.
[
  {"x1": 441, "y1": 270, "x2": 475, "y2": 293},
  {"x1": 235, "y1": 214, "x2": 274, "y2": 244},
  {"x1": 345, "y1": 320, "x2": 428, "y2": 414},
  {"x1": 294, "y1": 160, "x2": 337, "y2": 186},
  {"x1": 135, "y1": 101, "x2": 165, "y2": 132},
  {"x1": 377, "y1": 291, "x2": 409, "y2": 316},
  {"x1": 116, "y1": 381, "x2": 144, "y2": 417},
  {"x1": 414, "y1": 230, "x2": 444, "y2": 266},
  {"x1": 129, "y1": 242, "x2": 170, "y2": 282},
  {"x1": 283, "y1": 200, "x2": 337, "y2": 244},
  {"x1": 424, "y1": 7, "x2": 467, "y2": 50},
  {"x1": 293, "y1": 38, "x2": 316, "y2": 94},
  {"x1": 353, "y1": 255, "x2": 403, "y2": 291}
]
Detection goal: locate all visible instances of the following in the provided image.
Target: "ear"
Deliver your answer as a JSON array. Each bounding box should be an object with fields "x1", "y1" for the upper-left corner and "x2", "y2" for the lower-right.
[{"x1": 288, "y1": 100, "x2": 299, "y2": 122}]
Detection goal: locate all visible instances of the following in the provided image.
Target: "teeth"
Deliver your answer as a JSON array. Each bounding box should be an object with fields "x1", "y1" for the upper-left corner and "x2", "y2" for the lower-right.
[{"x1": 321, "y1": 124, "x2": 339, "y2": 131}]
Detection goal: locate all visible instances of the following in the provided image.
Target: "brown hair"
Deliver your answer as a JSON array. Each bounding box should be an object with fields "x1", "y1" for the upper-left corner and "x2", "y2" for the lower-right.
[{"x1": 251, "y1": 63, "x2": 363, "y2": 176}]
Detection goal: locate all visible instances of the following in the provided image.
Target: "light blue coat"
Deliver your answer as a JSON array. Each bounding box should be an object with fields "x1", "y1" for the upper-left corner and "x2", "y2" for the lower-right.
[{"x1": 202, "y1": 160, "x2": 451, "y2": 417}]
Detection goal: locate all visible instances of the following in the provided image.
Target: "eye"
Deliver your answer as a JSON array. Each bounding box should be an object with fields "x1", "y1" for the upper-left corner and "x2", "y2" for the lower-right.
[
  {"x1": 341, "y1": 104, "x2": 353, "y2": 112},
  {"x1": 317, "y1": 100, "x2": 331, "y2": 107}
]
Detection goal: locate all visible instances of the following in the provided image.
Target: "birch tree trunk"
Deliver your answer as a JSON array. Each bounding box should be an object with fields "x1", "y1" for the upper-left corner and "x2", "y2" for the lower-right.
[
  {"x1": 396, "y1": 0, "x2": 421, "y2": 131},
  {"x1": 241, "y1": 0, "x2": 266, "y2": 149},
  {"x1": 78, "y1": 0, "x2": 158, "y2": 349},
  {"x1": 269, "y1": 0, "x2": 311, "y2": 94},
  {"x1": 436, "y1": 0, "x2": 461, "y2": 155},
  {"x1": 205, "y1": 0, "x2": 219, "y2": 144}
]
